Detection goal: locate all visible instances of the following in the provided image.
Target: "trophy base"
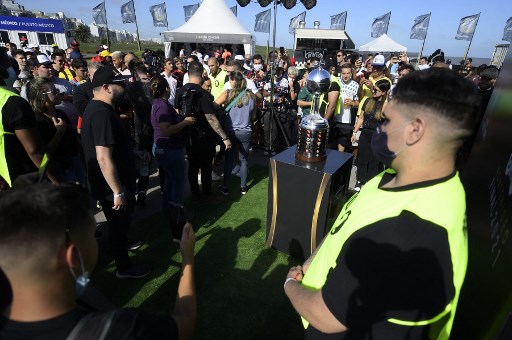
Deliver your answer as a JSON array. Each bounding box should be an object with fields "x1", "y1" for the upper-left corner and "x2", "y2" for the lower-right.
[{"x1": 295, "y1": 152, "x2": 327, "y2": 163}]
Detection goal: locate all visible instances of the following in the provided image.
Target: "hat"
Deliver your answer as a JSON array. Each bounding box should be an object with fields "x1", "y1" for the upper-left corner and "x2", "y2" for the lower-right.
[
  {"x1": 23, "y1": 48, "x2": 34, "y2": 53},
  {"x1": 91, "y1": 66, "x2": 130, "y2": 88},
  {"x1": 99, "y1": 50, "x2": 111, "y2": 57},
  {"x1": 69, "y1": 51, "x2": 82, "y2": 59},
  {"x1": 234, "y1": 55, "x2": 244, "y2": 61},
  {"x1": 90, "y1": 55, "x2": 107, "y2": 64},
  {"x1": 480, "y1": 66, "x2": 499, "y2": 80},
  {"x1": 372, "y1": 55, "x2": 385, "y2": 66},
  {"x1": 35, "y1": 54, "x2": 53, "y2": 65},
  {"x1": 51, "y1": 43, "x2": 58, "y2": 48}
]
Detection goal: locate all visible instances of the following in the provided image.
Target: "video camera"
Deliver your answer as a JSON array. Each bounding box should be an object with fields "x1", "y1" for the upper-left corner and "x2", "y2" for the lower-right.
[{"x1": 143, "y1": 49, "x2": 165, "y2": 75}]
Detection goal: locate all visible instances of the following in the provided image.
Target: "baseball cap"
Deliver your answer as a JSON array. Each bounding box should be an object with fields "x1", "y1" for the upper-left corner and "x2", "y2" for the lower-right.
[
  {"x1": 99, "y1": 50, "x2": 112, "y2": 57},
  {"x1": 51, "y1": 43, "x2": 58, "y2": 48},
  {"x1": 91, "y1": 66, "x2": 130, "y2": 88},
  {"x1": 372, "y1": 55, "x2": 385, "y2": 66},
  {"x1": 27, "y1": 54, "x2": 53, "y2": 68},
  {"x1": 234, "y1": 55, "x2": 244, "y2": 61},
  {"x1": 480, "y1": 66, "x2": 499, "y2": 80}
]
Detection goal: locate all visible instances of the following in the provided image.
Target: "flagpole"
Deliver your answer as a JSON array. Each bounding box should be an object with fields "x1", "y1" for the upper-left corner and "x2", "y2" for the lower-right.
[
  {"x1": 104, "y1": 0, "x2": 110, "y2": 49},
  {"x1": 132, "y1": 0, "x2": 142, "y2": 51},
  {"x1": 266, "y1": 9, "x2": 270, "y2": 64},
  {"x1": 462, "y1": 12, "x2": 481, "y2": 63},
  {"x1": 417, "y1": 13, "x2": 431, "y2": 62}
]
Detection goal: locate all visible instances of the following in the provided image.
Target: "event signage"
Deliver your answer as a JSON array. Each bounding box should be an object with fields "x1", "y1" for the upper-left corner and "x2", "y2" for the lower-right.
[
  {"x1": 0, "y1": 16, "x2": 64, "y2": 33},
  {"x1": 305, "y1": 50, "x2": 324, "y2": 61}
]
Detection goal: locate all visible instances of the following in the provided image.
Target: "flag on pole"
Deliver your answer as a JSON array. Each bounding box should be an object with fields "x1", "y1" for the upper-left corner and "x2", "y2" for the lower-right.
[
  {"x1": 254, "y1": 9, "x2": 271, "y2": 33},
  {"x1": 371, "y1": 12, "x2": 391, "y2": 38},
  {"x1": 231, "y1": 5, "x2": 237, "y2": 16},
  {"x1": 502, "y1": 17, "x2": 512, "y2": 42},
  {"x1": 150, "y1": 3, "x2": 167, "y2": 27},
  {"x1": 410, "y1": 13, "x2": 430, "y2": 40},
  {"x1": 330, "y1": 11, "x2": 347, "y2": 30},
  {"x1": 184, "y1": 3, "x2": 199, "y2": 22},
  {"x1": 93, "y1": 2, "x2": 107, "y2": 26},
  {"x1": 455, "y1": 13, "x2": 480, "y2": 41},
  {"x1": 289, "y1": 11, "x2": 306, "y2": 35},
  {"x1": 121, "y1": 0, "x2": 136, "y2": 24}
]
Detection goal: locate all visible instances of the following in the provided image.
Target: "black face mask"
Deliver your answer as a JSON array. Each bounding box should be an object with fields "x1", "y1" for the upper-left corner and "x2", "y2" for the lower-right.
[{"x1": 371, "y1": 121, "x2": 411, "y2": 168}]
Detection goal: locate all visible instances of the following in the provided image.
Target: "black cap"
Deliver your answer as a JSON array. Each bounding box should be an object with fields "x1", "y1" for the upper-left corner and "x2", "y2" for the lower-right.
[
  {"x1": 480, "y1": 66, "x2": 499, "y2": 80},
  {"x1": 91, "y1": 66, "x2": 130, "y2": 88}
]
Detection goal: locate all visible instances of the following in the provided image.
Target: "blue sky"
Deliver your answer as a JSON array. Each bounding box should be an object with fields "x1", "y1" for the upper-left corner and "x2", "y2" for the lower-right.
[{"x1": 18, "y1": 0, "x2": 512, "y2": 58}]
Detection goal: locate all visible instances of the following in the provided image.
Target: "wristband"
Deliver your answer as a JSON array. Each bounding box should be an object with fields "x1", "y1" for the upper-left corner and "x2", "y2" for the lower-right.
[
  {"x1": 283, "y1": 277, "x2": 296, "y2": 289},
  {"x1": 114, "y1": 192, "x2": 125, "y2": 198}
]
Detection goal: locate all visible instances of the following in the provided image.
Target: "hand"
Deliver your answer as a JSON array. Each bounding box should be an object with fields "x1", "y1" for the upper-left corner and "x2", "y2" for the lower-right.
[
  {"x1": 223, "y1": 138, "x2": 232, "y2": 150},
  {"x1": 180, "y1": 222, "x2": 196, "y2": 263},
  {"x1": 52, "y1": 117, "x2": 66, "y2": 133},
  {"x1": 351, "y1": 134, "x2": 356, "y2": 144},
  {"x1": 364, "y1": 79, "x2": 372, "y2": 87},
  {"x1": 287, "y1": 265, "x2": 303, "y2": 283},
  {"x1": 355, "y1": 59, "x2": 362, "y2": 68},
  {"x1": 112, "y1": 193, "x2": 126, "y2": 210},
  {"x1": 183, "y1": 116, "x2": 195, "y2": 125},
  {"x1": 343, "y1": 98, "x2": 353, "y2": 106}
]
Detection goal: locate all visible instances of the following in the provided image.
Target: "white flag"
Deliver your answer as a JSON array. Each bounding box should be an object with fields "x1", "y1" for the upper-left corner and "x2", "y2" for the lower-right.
[
  {"x1": 93, "y1": 2, "x2": 107, "y2": 26},
  {"x1": 289, "y1": 11, "x2": 306, "y2": 35},
  {"x1": 455, "y1": 13, "x2": 480, "y2": 41},
  {"x1": 371, "y1": 12, "x2": 391, "y2": 38},
  {"x1": 330, "y1": 11, "x2": 347, "y2": 30}
]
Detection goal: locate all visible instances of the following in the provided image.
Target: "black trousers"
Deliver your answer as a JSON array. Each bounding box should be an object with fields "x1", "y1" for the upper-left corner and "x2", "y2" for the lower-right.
[
  {"x1": 356, "y1": 129, "x2": 380, "y2": 184},
  {"x1": 136, "y1": 144, "x2": 153, "y2": 194},
  {"x1": 186, "y1": 138, "x2": 216, "y2": 195},
  {"x1": 98, "y1": 196, "x2": 134, "y2": 271}
]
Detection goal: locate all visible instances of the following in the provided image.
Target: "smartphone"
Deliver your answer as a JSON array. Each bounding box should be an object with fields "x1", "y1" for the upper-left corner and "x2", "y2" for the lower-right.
[{"x1": 169, "y1": 202, "x2": 187, "y2": 242}]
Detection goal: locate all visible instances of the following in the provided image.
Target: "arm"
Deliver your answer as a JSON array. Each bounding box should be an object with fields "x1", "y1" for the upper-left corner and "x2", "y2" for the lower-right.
[
  {"x1": 213, "y1": 90, "x2": 228, "y2": 108},
  {"x1": 15, "y1": 128, "x2": 46, "y2": 169},
  {"x1": 324, "y1": 90, "x2": 339, "y2": 121},
  {"x1": 172, "y1": 223, "x2": 197, "y2": 340},
  {"x1": 95, "y1": 145, "x2": 125, "y2": 210},
  {"x1": 205, "y1": 113, "x2": 231, "y2": 149},
  {"x1": 159, "y1": 118, "x2": 194, "y2": 137},
  {"x1": 351, "y1": 113, "x2": 365, "y2": 143},
  {"x1": 284, "y1": 267, "x2": 348, "y2": 333},
  {"x1": 289, "y1": 82, "x2": 297, "y2": 101}
]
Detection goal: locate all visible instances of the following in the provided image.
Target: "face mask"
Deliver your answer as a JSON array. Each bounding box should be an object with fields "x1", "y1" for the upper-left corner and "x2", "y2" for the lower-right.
[
  {"x1": 68, "y1": 247, "x2": 90, "y2": 298},
  {"x1": 371, "y1": 121, "x2": 412, "y2": 168},
  {"x1": 253, "y1": 64, "x2": 263, "y2": 71}
]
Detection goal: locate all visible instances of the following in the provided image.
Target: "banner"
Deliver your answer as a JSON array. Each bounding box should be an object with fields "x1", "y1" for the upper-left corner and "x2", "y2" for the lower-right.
[
  {"x1": 410, "y1": 13, "x2": 430, "y2": 40},
  {"x1": 150, "y1": 3, "x2": 167, "y2": 27},
  {"x1": 254, "y1": 9, "x2": 271, "y2": 33},
  {"x1": 289, "y1": 11, "x2": 306, "y2": 35},
  {"x1": 455, "y1": 13, "x2": 480, "y2": 41},
  {"x1": 93, "y1": 2, "x2": 107, "y2": 26},
  {"x1": 330, "y1": 11, "x2": 347, "y2": 30},
  {"x1": 0, "y1": 16, "x2": 64, "y2": 33},
  {"x1": 503, "y1": 17, "x2": 512, "y2": 42},
  {"x1": 184, "y1": 3, "x2": 199, "y2": 22},
  {"x1": 121, "y1": 0, "x2": 136, "y2": 24},
  {"x1": 231, "y1": 5, "x2": 237, "y2": 16},
  {"x1": 371, "y1": 11, "x2": 391, "y2": 38}
]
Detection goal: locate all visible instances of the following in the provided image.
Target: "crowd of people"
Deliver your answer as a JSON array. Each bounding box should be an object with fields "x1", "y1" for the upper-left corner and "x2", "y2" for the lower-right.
[{"x1": 0, "y1": 40, "x2": 502, "y2": 339}]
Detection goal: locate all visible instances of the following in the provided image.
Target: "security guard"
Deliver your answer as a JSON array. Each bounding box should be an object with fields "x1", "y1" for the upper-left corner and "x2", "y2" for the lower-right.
[
  {"x1": 284, "y1": 68, "x2": 480, "y2": 339},
  {"x1": 207, "y1": 57, "x2": 227, "y2": 100}
]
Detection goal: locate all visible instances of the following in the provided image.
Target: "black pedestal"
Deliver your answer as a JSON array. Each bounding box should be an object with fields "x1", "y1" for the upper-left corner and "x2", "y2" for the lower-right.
[{"x1": 266, "y1": 145, "x2": 353, "y2": 259}]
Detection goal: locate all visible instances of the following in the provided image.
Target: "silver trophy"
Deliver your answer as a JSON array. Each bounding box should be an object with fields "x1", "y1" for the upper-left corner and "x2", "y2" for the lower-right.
[{"x1": 295, "y1": 66, "x2": 331, "y2": 163}]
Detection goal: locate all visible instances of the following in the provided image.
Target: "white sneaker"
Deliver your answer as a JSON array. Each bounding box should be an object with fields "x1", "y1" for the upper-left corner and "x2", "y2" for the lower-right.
[{"x1": 211, "y1": 172, "x2": 223, "y2": 181}]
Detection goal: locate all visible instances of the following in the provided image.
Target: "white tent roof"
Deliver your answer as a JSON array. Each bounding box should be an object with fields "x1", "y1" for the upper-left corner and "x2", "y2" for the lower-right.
[
  {"x1": 163, "y1": 0, "x2": 252, "y2": 45},
  {"x1": 358, "y1": 34, "x2": 407, "y2": 53}
]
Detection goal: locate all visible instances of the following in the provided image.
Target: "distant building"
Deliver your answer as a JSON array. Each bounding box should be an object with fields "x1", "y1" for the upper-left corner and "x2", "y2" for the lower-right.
[{"x1": 1, "y1": 0, "x2": 24, "y2": 15}]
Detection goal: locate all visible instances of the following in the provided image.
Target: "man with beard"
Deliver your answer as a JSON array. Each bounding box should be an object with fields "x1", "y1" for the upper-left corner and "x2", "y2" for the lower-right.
[
  {"x1": 80, "y1": 66, "x2": 150, "y2": 279},
  {"x1": 207, "y1": 57, "x2": 227, "y2": 100}
]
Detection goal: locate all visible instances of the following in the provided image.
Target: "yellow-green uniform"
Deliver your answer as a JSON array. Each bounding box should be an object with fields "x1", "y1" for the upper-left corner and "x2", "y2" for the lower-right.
[
  {"x1": 301, "y1": 169, "x2": 468, "y2": 339},
  {"x1": 209, "y1": 69, "x2": 228, "y2": 100}
]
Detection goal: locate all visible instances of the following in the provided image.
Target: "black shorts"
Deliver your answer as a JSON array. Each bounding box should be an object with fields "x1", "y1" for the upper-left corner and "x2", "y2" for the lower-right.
[{"x1": 335, "y1": 123, "x2": 353, "y2": 149}]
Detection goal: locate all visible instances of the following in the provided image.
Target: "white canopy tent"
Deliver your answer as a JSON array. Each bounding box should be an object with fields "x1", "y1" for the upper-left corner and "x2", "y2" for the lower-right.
[
  {"x1": 358, "y1": 34, "x2": 407, "y2": 53},
  {"x1": 163, "y1": 0, "x2": 255, "y2": 57}
]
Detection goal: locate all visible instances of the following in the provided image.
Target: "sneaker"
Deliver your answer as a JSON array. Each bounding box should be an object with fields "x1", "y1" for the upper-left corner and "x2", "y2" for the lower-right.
[
  {"x1": 211, "y1": 172, "x2": 223, "y2": 181},
  {"x1": 218, "y1": 185, "x2": 229, "y2": 196},
  {"x1": 353, "y1": 181, "x2": 362, "y2": 192},
  {"x1": 127, "y1": 239, "x2": 143, "y2": 251},
  {"x1": 136, "y1": 192, "x2": 146, "y2": 207},
  {"x1": 116, "y1": 264, "x2": 151, "y2": 279},
  {"x1": 241, "y1": 186, "x2": 247, "y2": 195}
]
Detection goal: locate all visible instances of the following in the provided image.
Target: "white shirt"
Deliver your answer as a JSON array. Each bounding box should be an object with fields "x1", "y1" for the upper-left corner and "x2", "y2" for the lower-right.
[
  {"x1": 337, "y1": 79, "x2": 359, "y2": 124},
  {"x1": 224, "y1": 77, "x2": 259, "y2": 94},
  {"x1": 161, "y1": 71, "x2": 178, "y2": 106},
  {"x1": 417, "y1": 64, "x2": 430, "y2": 70}
]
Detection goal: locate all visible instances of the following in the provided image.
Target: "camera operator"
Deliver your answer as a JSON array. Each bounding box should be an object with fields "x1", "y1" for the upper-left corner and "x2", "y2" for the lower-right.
[{"x1": 262, "y1": 66, "x2": 289, "y2": 154}]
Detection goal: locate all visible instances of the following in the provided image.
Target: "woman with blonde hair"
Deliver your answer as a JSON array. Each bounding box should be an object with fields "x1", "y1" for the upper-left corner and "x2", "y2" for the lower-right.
[
  {"x1": 215, "y1": 71, "x2": 257, "y2": 195},
  {"x1": 351, "y1": 78, "x2": 391, "y2": 191}
]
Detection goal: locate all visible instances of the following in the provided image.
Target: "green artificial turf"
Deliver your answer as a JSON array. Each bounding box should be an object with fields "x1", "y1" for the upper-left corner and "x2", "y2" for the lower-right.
[{"x1": 91, "y1": 165, "x2": 304, "y2": 339}]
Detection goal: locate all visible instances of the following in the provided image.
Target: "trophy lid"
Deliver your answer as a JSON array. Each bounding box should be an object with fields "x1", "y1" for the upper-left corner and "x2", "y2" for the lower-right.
[{"x1": 307, "y1": 67, "x2": 331, "y2": 95}]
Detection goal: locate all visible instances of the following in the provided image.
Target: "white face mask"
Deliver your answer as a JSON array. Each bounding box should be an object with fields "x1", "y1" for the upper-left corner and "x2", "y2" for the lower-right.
[{"x1": 253, "y1": 64, "x2": 263, "y2": 71}]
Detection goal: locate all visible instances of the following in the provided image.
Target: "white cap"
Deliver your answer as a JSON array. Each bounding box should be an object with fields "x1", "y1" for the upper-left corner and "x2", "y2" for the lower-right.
[
  {"x1": 234, "y1": 55, "x2": 244, "y2": 61},
  {"x1": 36, "y1": 54, "x2": 53, "y2": 65},
  {"x1": 372, "y1": 55, "x2": 385, "y2": 66}
]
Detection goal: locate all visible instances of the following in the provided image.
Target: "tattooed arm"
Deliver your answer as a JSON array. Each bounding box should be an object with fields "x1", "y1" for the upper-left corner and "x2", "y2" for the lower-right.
[{"x1": 205, "y1": 113, "x2": 232, "y2": 149}]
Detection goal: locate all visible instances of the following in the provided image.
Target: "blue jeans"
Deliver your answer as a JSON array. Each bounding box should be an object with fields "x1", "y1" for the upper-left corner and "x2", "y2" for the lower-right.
[
  {"x1": 223, "y1": 130, "x2": 251, "y2": 188},
  {"x1": 153, "y1": 145, "x2": 186, "y2": 209}
]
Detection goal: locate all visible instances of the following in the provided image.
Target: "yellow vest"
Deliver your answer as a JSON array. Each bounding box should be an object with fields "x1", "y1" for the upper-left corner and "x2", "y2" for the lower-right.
[
  {"x1": 209, "y1": 69, "x2": 227, "y2": 100},
  {"x1": 58, "y1": 68, "x2": 75, "y2": 81},
  {"x1": 316, "y1": 75, "x2": 341, "y2": 117},
  {"x1": 0, "y1": 88, "x2": 18, "y2": 187},
  {"x1": 301, "y1": 169, "x2": 468, "y2": 339}
]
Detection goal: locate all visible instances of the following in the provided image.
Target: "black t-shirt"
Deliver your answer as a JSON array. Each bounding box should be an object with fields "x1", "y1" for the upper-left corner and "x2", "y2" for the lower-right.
[
  {"x1": 361, "y1": 99, "x2": 383, "y2": 130},
  {"x1": 306, "y1": 174, "x2": 456, "y2": 339},
  {"x1": 72, "y1": 79, "x2": 93, "y2": 117},
  {"x1": 1, "y1": 95, "x2": 39, "y2": 182},
  {"x1": 174, "y1": 83, "x2": 216, "y2": 140},
  {"x1": 0, "y1": 307, "x2": 178, "y2": 339},
  {"x1": 319, "y1": 81, "x2": 341, "y2": 117},
  {"x1": 81, "y1": 100, "x2": 136, "y2": 200},
  {"x1": 35, "y1": 109, "x2": 79, "y2": 162}
]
